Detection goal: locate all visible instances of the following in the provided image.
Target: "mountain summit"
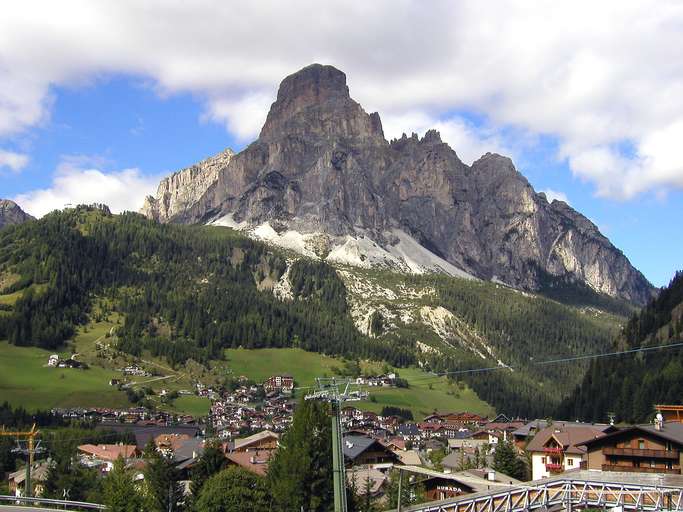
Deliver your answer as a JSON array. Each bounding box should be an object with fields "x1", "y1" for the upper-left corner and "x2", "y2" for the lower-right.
[
  {"x1": 142, "y1": 64, "x2": 653, "y2": 305},
  {"x1": 0, "y1": 199, "x2": 34, "y2": 229}
]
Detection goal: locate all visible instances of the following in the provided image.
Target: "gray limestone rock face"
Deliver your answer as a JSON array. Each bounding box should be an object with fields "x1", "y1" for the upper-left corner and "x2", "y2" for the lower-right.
[
  {"x1": 142, "y1": 64, "x2": 654, "y2": 305},
  {"x1": 141, "y1": 149, "x2": 234, "y2": 222},
  {"x1": 0, "y1": 199, "x2": 34, "y2": 228}
]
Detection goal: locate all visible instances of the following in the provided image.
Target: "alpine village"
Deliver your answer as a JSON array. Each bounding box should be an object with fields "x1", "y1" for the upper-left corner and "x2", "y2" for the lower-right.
[{"x1": 2, "y1": 9, "x2": 683, "y2": 512}]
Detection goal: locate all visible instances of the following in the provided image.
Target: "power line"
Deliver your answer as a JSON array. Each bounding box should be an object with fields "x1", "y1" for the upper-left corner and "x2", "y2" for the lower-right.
[
  {"x1": 295, "y1": 339, "x2": 683, "y2": 390},
  {"x1": 419, "y1": 339, "x2": 683, "y2": 381}
]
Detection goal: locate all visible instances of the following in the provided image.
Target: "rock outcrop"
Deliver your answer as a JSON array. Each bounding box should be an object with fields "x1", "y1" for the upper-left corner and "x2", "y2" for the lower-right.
[
  {"x1": 142, "y1": 64, "x2": 654, "y2": 305},
  {"x1": 141, "y1": 149, "x2": 234, "y2": 222},
  {"x1": 0, "y1": 199, "x2": 34, "y2": 228}
]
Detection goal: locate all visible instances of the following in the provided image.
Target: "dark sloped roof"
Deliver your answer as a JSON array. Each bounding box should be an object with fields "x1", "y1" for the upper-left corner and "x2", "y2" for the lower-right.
[
  {"x1": 582, "y1": 422, "x2": 683, "y2": 448},
  {"x1": 526, "y1": 422, "x2": 613, "y2": 455},
  {"x1": 513, "y1": 419, "x2": 549, "y2": 437},
  {"x1": 343, "y1": 434, "x2": 397, "y2": 462}
]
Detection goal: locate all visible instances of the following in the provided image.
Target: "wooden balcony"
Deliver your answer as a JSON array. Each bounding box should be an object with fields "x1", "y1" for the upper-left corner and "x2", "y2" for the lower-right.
[
  {"x1": 543, "y1": 447, "x2": 563, "y2": 454},
  {"x1": 546, "y1": 463, "x2": 563, "y2": 472},
  {"x1": 602, "y1": 447, "x2": 679, "y2": 459},
  {"x1": 602, "y1": 464, "x2": 680, "y2": 474}
]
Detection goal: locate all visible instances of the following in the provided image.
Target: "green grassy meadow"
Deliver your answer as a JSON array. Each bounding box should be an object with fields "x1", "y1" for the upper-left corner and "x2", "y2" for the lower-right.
[
  {"x1": 0, "y1": 341, "x2": 129, "y2": 410},
  {"x1": 224, "y1": 347, "x2": 494, "y2": 419},
  {"x1": 0, "y1": 335, "x2": 493, "y2": 419}
]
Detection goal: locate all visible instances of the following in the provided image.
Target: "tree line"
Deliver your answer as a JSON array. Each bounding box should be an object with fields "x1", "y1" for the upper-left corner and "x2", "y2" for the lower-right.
[{"x1": 558, "y1": 271, "x2": 683, "y2": 422}]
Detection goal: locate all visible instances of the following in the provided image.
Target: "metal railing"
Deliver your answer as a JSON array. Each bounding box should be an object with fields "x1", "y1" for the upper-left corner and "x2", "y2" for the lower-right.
[
  {"x1": 392, "y1": 476, "x2": 683, "y2": 512},
  {"x1": 602, "y1": 464, "x2": 680, "y2": 474},
  {"x1": 0, "y1": 494, "x2": 106, "y2": 510}
]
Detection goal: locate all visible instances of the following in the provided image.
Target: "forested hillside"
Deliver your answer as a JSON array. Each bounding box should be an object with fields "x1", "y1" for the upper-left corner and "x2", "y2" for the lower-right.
[
  {"x1": 0, "y1": 206, "x2": 411, "y2": 367},
  {"x1": 0, "y1": 206, "x2": 627, "y2": 417},
  {"x1": 558, "y1": 271, "x2": 683, "y2": 423}
]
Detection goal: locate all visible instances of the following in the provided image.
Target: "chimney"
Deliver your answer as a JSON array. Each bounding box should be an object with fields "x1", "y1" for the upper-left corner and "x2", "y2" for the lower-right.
[{"x1": 487, "y1": 470, "x2": 496, "y2": 481}]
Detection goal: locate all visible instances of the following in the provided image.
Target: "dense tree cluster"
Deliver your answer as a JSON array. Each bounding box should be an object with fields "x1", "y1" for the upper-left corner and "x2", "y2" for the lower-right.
[
  {"x1": 380, "y1": 406, "x2": 414, "y2": 421},
  {"x1": 415, "y1": 274, "x2": 621, "y2": 417},
  {"x1": 558, "y1": 271, "x2": 683, "y2": 423}
]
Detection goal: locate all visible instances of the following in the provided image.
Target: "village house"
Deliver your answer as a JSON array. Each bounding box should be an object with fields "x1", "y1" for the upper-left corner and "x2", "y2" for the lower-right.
[
  {"x1": 8, "y1": 462, "x2": 50, "y2": 497},
  {"x1": 396, "y1": 423, "x2": 421, "y2": 443},
  {"x1": 78, "y1": 443, "x2": 141, "y2": 471},
  {"x1": 227, "y1": 430, "x2": 280, "y2": 454},
  {"x1": 525, "y1": 422, "x2": 615, "y2": 480},
  {"x1": 154, "y1": 433, "x2": 191, "y2": 458},
  {"x1": 424, "y1": 412, "x2": 487, "y2": 428},
  {"x1": 343, "y1": 434, "x2": 401, "y2": 469},
  {"x1": 347, "y1": 465, "x2": 387, "y2": 500},
  {"x1": 395, "y1": 466, "x2": 519, "y2": 502},
  {"x1": 263, "y1": 374, "x2": 294, "y2": 393},
  {"x1": 656, "y1": 405, "x2": 683, "y2": 423},
  {"x1": 511, "y1": 419, "x2": 549, "y2": 452},
  {"x1": 226, "y1": 449, "x2": 273, "y2": 476},
  {"x1": 582, "y1": 419, "x2": 683, "y2": 475}
]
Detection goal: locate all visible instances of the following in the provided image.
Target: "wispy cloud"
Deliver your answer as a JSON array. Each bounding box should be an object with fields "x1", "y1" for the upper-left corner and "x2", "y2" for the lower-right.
[
  {"x1": 0, "y1": 149, "x2": 29, "y2": 173},
  {"x1": 14, "y1": 155, "x2": 159, "y2": 217}
]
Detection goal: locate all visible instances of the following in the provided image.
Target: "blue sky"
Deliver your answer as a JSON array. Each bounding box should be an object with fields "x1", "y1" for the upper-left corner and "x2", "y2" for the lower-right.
[{"x1": 1, "y1": 2, "x2": 682, "y2": 287}]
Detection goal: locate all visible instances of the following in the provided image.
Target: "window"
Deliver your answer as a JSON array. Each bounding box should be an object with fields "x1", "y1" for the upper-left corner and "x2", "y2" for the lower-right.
[
  {"x1": 639, "y1": 439, "x2": 646, "y2": 449},
  {"x1": 650, "y1": 460, "x2": 656, "y2": 468},
  {"x1": 541, "y1": 456, "x2": 546, "y2": 464},
  {"x1": 567, "y1": 458, "x2": 574, "y2": 466}
]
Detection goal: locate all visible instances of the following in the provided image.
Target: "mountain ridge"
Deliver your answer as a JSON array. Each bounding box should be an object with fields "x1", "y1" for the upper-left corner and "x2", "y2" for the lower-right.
[{"x1": 141, "y1": 63, "x2": 654, "y2": 305}]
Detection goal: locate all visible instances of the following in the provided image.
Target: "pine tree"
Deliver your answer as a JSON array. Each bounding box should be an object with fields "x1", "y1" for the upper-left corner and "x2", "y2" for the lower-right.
[
  {"x1": 266, "y1": 399, "x2": 333, "y2": 512},
  {"x1": 492, "y1": 439, "x2": 525, "y2": 480},
  {"x1": 143, "y1": 440, "x2": 183, "y2": 512},
  {"x1": 189, "y1": 442, "x2": 227, "y2": 499},
  {"x1": 103, "y1": 456, "x2": 144, "y2": 512}
]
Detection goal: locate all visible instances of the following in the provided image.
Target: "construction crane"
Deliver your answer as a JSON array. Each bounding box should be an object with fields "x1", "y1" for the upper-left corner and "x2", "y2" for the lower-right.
[
  {"x1": 0, "y1": 424, "x2": 41, "y2": 497},
  {"x1": 305, "y1": 377, "x2": 368, "y2": 512}
]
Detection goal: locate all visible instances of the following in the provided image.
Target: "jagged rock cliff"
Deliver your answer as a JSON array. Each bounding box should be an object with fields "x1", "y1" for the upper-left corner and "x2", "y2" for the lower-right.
[
  {"x1": 141, "y1": 149, "x2": 234, "y2": 222},
  {"x1": 142, "y1": 64, "x2": 654, "y2": 305},
  {"x1": 0, "y1": 199, "x2": 33, "y2": 228}
]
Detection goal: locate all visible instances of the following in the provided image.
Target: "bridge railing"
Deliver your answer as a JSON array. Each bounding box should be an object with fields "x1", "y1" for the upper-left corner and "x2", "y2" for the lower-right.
[{"x1": 0, "y1": 494, "x2": 106, "y2": 510}]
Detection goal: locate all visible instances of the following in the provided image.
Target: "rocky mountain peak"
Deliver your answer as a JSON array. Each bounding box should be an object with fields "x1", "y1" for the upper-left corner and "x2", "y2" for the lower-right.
[
  {"x1": 142, "y1": 64, "x2": 655, "y2": 305},
  {"x1": 276, "y1": 63, "x2": 350, "y2": 105},
  {"x1": 0, "y1": 199, "x2": 34, "y2": 228},
  {"x1": 259, "y1": 63, "x2": 384, "y2": 141}
]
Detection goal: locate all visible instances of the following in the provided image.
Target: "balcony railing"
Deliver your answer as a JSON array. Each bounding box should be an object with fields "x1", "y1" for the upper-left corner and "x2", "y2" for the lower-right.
[
  {"x1": 543, "y1": 447, "x2": 564, "y2": 454},
  {"x1": 602, "y1": 447, "x2": 679, "y2": 459},
  {"x1": 546, "y1": 463, "x2": 563, "y2": 472},
  {"x1": 602, "y1": 464, "x2": 680, "y2": 475}
]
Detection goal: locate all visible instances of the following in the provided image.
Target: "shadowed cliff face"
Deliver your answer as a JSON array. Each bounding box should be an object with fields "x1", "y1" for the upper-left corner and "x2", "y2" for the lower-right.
[
  {"x1": 142, "y1": 63, "x2": 654, "y2": 305},
  {"x1": 0, "y1": 199, "x2": 33, "y2": 228}
]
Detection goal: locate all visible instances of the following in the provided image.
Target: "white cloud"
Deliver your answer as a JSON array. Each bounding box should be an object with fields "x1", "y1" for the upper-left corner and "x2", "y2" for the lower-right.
[
  {"x1": 541, "y1": 189, "x2": 570, "y2": 205},
  {"x1": 13, "y1": 156, "x2": 160, "y2": 218},
  {"x1": 0, "y1": 149, "x2": 29, "y2": 172},
  {"x1": 1, "y1": 1, "x2": 683, "y2": 198},
  {"x1": 202, "y1": 92, "x2": 274, "y2": 142}
]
